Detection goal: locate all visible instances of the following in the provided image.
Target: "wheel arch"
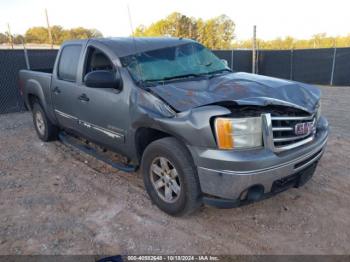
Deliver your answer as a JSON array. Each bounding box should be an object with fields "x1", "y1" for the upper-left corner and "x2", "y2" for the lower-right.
[
  {"x1": 25, "y1": 80, "x2": 58, "y2": 125},
  {"x1": 134, "y1": 127, "x2": 194, "y2": 165},
  {"x1": 134, "y1": 127, "x2": 171, "y2": 163},
  {"x1": 24, "y1": 79, "x2": 46, "y2": 110}
]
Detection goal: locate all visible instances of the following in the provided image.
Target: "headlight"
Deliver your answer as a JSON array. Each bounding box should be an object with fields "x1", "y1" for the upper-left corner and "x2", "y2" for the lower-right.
[{"x1": 215, "y1": 117, "x2": 263, "y2": 149}]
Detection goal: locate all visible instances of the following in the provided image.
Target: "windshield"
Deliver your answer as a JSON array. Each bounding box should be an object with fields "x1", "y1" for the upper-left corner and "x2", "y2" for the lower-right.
[{"x1": 120, "y1": 42, "x2": 229, "y2": 83}]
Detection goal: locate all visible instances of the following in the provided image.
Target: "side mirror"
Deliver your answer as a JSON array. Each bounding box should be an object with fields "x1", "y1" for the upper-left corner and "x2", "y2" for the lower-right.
[
  {"x1": 84, "y1": 70, "x2": 121, "y2": 89},
  {"x1": 221, "y1": 59, "x2": 229, "y2": 67}
]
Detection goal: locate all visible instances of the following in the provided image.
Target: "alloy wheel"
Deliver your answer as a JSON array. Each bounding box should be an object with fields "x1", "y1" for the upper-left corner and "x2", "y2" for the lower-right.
[{"x1": 150, "y1": 157, "x2": 181, "y2": 203}]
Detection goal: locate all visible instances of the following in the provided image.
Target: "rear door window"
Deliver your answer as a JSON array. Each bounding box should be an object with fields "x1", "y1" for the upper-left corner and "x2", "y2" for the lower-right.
[{"x1": 58, "y1": 45, "x2": 82, "y2": 82}]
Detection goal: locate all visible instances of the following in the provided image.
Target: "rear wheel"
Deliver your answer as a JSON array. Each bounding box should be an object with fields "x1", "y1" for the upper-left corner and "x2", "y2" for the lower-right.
[
  {"x1": 32, "y1": 102, "x2": 58, "y2": 141},
  {"x1": 141, "y1": 137, "x2": 202, "y2": 216}
]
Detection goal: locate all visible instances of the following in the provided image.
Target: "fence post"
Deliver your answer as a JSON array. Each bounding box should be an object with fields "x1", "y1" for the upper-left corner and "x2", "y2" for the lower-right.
[
  {"x1": 7, "y1": 23, "x2": 14, "y2": 49},
  {"x1": 330, "y1": 47, "x2": 337, "y2": 86},
  {"x1": 22, "y1": 39, "x2": 30, "y2": 70},
  {"x1": 290, "y1": 49, "x2": 294, "y2": 80},
  {"x1": 231, "y1": 49, "x2": 234, "y2": 70},
  {"x1": 256, "y1": 45, "x2": 259, "y2": 74},
  {"x1": 252, "y1": 25, "x2": 256, "y2": 73}
]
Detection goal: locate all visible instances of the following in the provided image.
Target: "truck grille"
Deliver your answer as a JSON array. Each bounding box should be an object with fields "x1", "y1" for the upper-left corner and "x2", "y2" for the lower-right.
[{"x1": 270, "y1": 114, "x2": 316, "y2": 152}]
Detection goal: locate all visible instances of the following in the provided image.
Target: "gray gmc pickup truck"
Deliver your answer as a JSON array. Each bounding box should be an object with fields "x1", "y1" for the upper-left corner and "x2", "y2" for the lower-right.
[{"x1": 19, "y1": 37, "x2": 329, "y2": 216}]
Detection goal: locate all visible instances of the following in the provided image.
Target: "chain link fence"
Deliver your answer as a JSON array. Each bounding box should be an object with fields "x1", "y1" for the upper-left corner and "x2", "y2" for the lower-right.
[
  {"x1": 0, "y1": 49, "x2": 57, "y2": 114},
  {"x1": 213, "y1": 47, "x2": 350, "y2": 86},
  {"x1": 0, "y1": 47, "x2": 349, "y2": 114}
]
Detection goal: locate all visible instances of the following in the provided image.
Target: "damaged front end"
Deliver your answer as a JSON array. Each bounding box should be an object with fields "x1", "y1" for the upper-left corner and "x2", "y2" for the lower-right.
[
  {"x1": 148, "y1": 72, "x2": 321, "y2": 114},
  {"x1": 117, "y1": 41, "x2": 329, "y2": 209},
  {"x1": 127, "y1": 70, "x2": 328, "y2": 207},
  {"x1": 130, "y1": 87, "x2": 230, "y2": 149},
  {"x1": 131, "y1": 71, "x2": 324, "y2": 152}
]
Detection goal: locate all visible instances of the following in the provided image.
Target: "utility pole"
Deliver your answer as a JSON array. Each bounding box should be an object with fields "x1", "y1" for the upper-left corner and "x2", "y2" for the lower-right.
[
  {"x1": 252, "y1": 25, "x2": 257, "y2": 74},
  {"x1": 330, "y1": 38, "x2": 337, "y2": 86},
  {"x1": 45, "y1": 8, "x2": 53, "y2": 49},
  {"x1": 7, "y1": 23, "x2": 13, "y2": 49}
]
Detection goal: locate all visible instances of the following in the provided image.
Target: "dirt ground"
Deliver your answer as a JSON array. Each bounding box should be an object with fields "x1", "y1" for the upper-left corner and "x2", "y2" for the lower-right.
[{"x1": 0, "y1": 85, "x2": 349, "y2": 255}]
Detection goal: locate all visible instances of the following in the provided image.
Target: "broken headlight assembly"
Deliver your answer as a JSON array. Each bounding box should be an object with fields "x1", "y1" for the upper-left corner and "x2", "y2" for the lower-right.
[
  {"x1": 214, "y1": 117, "x2": 263, "y2": 150},
  {"x1": 316, "y1": 101, "x2": 321, "y2": 120}
]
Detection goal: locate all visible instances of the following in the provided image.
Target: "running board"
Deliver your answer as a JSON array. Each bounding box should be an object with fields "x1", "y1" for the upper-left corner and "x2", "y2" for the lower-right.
[{"x1": 58, "y1": 132, "x2": 137, "y2": 173}]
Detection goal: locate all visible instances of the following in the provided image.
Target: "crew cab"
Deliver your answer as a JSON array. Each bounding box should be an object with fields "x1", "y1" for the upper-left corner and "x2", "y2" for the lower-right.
[{"x1": 19, "y1": 37, "x2": 329, "y2": 216}]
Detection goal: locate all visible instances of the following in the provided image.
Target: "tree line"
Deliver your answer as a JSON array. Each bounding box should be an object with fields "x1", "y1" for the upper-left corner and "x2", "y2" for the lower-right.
[
  {"x1": 133, "y1": 12, "x2": 235, "y2": 50},
  {"x1": 233, "y1": 33, "x2": 350, "y2": 49},
  {"x1": 133, "y1": 12, "x2": 350, "y2": 49},
  {"x1": 1, "y1": 13, "x2": 349, "y2": 49},
  {"x1": 0, "y1": 26, "x2": 102, "y2": 45}
]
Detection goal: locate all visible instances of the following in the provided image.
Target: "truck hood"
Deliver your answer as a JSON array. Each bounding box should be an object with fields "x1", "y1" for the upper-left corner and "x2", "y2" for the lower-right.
[{"x1": 149, "y1": 72, "x2": 321, "y2": 114}]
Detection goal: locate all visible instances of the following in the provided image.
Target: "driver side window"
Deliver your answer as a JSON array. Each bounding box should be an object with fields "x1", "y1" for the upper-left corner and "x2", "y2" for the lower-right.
[{"x1": 84, "y1": 47, "x2": 113, "y2": 78}]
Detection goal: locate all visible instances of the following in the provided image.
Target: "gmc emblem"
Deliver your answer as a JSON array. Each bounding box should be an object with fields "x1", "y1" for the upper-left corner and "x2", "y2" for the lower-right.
[{"x1": 294, "y1": 121, "x2": 314, "y2": 136}]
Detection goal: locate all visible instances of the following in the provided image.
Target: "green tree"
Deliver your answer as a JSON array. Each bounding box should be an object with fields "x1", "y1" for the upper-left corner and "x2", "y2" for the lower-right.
[
  {"x1": 67, "y1": 27, "x2": 102, "y2": 40},
  {"x1": 13, "y1": 35, "x2": 25, "y2": 44},
  {"x1": 202, "y1": 15, "x2": 235, "y2": 49},
  {"x1": 133, "y1": 12, "x2": 235, "y2": 49},
  {"x1": 25, "y1": 26, "x2": 48, "y2": 43},
  {"x1": 0, "y1": 33, "x2": 8, "y2": 44},
  {"x1": 134, "y1": 12, "x2": 197, "y2": 38},
  {"x1": 336, "y1": 34, "x2": 350, "y2": 47},
  {"x1": 24, "y1": 26, "x2": 103, "y2": 45},
  {"x1": 50, "y1": 25, "x2": 65, "y2": 45},
  {"x1": 233, "y1": 33, "x2": 350, "y2": 50}
]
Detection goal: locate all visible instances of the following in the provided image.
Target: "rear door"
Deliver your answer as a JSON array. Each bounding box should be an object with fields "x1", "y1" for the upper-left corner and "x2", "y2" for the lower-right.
[{"x1": 51, "y1": 44, "x2": 83, "y2": 130}]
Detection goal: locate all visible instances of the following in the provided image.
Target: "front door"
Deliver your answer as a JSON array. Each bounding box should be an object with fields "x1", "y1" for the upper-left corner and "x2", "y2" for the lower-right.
[{"x1": 74, "y1": 46, "x2": 130, "y2": 154}]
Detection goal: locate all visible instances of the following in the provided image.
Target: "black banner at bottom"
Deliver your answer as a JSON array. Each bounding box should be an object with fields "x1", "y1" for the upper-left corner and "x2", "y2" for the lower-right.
[{"x1": 0, "y1": 255, "x2": 349, "y2": 262}]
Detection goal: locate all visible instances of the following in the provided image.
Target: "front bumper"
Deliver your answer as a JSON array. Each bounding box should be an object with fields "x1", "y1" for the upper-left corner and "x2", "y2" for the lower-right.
[{"x1": 188, "y1": 116, "x2": 329, "y2": 205}]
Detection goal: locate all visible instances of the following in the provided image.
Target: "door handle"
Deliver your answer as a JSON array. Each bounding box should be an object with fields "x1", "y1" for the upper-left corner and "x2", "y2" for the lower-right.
[
  {"x1": 78, "y1": 93, "x2": 90, "y2": 102},
  {"x1": 53, "y1": 86, "x2": 61, "y2": 94}
]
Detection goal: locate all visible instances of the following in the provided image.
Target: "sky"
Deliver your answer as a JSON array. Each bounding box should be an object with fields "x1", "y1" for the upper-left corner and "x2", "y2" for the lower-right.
[{"x1": 0, "y1": 0, "x2": 349, "y2": 40}]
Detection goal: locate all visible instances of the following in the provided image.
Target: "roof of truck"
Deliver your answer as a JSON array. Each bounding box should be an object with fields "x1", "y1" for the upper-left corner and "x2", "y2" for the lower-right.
[{"x1": 95, "y1": 37, "x2": 195, "y2": 57}]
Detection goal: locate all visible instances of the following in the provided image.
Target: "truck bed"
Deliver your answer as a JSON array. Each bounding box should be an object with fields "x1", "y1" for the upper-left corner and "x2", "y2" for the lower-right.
[
  {"x1": 19, "y1": 69, "x2": 53, "y2": 110},
  {"x1": 19, "y1": 69, "x2": 52, "y2": 82}
]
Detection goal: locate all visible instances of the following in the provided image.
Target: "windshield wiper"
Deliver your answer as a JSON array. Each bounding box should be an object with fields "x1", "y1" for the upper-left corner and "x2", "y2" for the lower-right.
[
  {"x1": 142, "y1": 69, "x2": 231, "y2": 84},
  {"x1": 146, "y1": 73, "x2": 206, "y2": 83},
  {"x1": 207, "y1": 68, "x2": 232, "y2": 79}
]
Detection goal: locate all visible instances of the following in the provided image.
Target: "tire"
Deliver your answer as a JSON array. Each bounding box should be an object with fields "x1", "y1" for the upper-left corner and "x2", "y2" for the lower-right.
[
  {"x1": 32, "y1": 102, "x2": 58, "y2": 141},
  {"x1": 141, "y1": 137, "x2": 202, "y2": 216}
]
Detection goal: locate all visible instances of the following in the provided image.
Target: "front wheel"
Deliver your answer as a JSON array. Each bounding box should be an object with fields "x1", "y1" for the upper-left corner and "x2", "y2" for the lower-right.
[{"x1": 141, "y1": 137, "x2": 202, "y2": 216}]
